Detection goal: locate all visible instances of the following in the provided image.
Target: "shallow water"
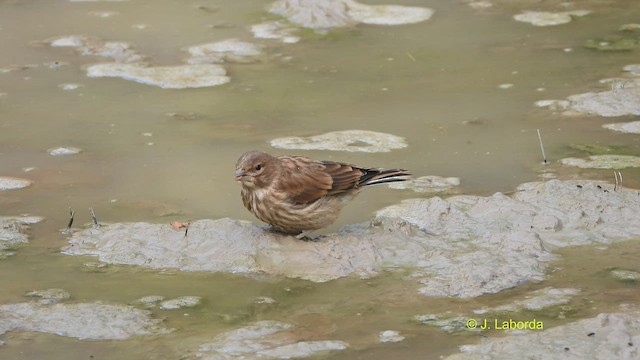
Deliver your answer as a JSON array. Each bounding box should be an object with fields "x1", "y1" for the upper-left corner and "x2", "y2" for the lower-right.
[{"x1": 2, "y1": 0, "x2": 640, "y2": 359}]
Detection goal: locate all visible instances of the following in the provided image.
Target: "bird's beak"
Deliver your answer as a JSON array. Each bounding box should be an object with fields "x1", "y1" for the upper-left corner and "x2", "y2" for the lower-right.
[{"x1": 234, "y1": 168, "x2": 246, "y2": 181}]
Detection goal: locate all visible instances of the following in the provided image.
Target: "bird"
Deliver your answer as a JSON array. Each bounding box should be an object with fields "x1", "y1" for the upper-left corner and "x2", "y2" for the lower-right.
[{"x1": 234, "y1": 150, "x2": 410, "y2": 235}]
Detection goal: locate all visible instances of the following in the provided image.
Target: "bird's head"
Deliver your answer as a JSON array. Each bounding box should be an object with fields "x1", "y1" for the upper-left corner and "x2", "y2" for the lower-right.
[{"x1": 234, "y1": 151, "x2": 276, "y2": 188}]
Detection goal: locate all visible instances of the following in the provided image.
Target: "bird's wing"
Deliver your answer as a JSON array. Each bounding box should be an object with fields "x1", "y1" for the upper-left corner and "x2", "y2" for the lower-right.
[
  {"x1": 276, "y1": 156, "x2": 363, "y2": 205},
  {"x1": 321, "y1": 161, "x2": 365, "y2": 193}
]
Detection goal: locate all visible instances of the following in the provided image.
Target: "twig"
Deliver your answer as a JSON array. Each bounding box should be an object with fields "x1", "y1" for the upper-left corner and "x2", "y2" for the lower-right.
[
  {"x1": 89, "y1": 207, "x2": 100, "y2": 228},
  {"x1": 618, "y1": 172, "x2": 623, "y2": 190},
  {"x1": 536, "y1": 129, "x2": 548, "y2": 164},
  {"x1": 614, "y1": 171, "x2": 623, "y2": 191},
  {"x1": 66, "y1": 207, "x2": 75, "y2": 233}
]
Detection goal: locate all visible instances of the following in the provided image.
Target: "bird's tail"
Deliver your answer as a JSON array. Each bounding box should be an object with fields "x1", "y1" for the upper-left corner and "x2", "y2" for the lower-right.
[{"x1": 358, "y1": 168, "x2": 411, "y2": 187}]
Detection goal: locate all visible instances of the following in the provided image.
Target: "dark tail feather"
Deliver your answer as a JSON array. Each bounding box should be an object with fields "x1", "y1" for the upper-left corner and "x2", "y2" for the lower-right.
[{"x1": 358, "y1": 168, "x2": 411, "y2": 187}]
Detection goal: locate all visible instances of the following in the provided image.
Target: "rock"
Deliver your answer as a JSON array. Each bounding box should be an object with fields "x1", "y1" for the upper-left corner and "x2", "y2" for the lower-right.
[
  {"x1": 45, "y1": 35, "x2": 144, "y2": 63},
  {"x1": 0, "y1": 177, "x2": 32, "y2": 190},
  {"x1": 251, "y1": 21, "x2": 301, "y2": 43},
  {"x1": 379, "y1": 330, "x2": 405, "y2": 343},
  {"x1": 270, "y1": 130, "x2": 408, "y2": 152},
  {"x1": 184, "y1": 39, "x2": 262, "y2": 64},
  {"x1": 62, "y1": 180, "x2": 640, "y2": 298},
  {"x1": 268, "y1": 0, "x2": 432, "y2": 29},
  {"x1": 389, "y1": 175, "x2": 460, "y2": 193},
  {"x1": 611, "y1": 270, "x2": 640, "y2": 282},
  {"x1": 85, "y1": 63, "x2": 229, "y2": 89},
  {"x1": 24, "y1": 288, "x2": 71, "y2": 305},
  {"x1": 0, "y1": 302, "x2": 168, "y2": 341},
  {"x1": 254, "y1": 296, "x2": 277, "y2": 304},
  {"x1": 189, "y1": 320, "x2": 348, "y2": 359},
  {"x1": 159, "y1": 296, "x2": 202, "y2": 310},
  {"x1": 47, "y1": 146, "x2": 82, "y2": 156},
  {"x1": 513, "y1": 10, "x2": 590, "y2": 27},
  {"x1": 560, "y1": 155, "x2": 640, "y2": 169},
  {"x1": 134, "y1": 295, "x2": 165, "y2": 308},
  {"x1": 603, "y1": 121, "x2": 640, "y2": 134},
  {"x1": 446, "y1": 311, "x2": 640, "y2": 360}
]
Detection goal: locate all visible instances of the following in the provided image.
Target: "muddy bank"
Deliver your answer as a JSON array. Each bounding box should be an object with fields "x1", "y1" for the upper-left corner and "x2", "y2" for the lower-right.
[{"x1": 62, "y1": 179, "x2": 640, "y2": 298}]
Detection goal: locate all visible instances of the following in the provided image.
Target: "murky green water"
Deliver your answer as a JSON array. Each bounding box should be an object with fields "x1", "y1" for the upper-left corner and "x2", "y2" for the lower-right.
[{"x1": 2, "y1": 0, "x2": 640, "y2": 359}]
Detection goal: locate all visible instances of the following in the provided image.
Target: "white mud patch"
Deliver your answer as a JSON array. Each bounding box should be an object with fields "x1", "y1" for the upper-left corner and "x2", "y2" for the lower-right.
[{"x1": 63, "y1": 180, "x2": 640, "y2": 298}]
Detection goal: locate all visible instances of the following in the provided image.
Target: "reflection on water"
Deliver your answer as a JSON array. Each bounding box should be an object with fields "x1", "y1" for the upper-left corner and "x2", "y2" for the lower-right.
[{"x1": 1, "y1": 0, "x2": 640, "y2": 358}]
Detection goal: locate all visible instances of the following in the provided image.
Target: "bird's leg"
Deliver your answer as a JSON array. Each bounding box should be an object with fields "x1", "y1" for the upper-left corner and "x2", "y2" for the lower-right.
[
  {"x1": 296, "y1": 231, "x2": 326, "y2": 242},
  {"x1": 296, "y1": 230, "x2": 312, "y2": 240}
]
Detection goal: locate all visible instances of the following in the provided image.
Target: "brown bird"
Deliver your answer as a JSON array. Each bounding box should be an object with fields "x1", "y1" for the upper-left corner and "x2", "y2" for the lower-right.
[{"x1": 234, "y1": 150, "x2": 410, "y2": 235}]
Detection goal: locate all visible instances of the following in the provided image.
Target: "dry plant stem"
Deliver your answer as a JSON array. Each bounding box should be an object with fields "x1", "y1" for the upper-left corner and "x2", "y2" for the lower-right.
[
  {"x1": 89, "y1": 207, "x2": 99, "y2": 227},
  {"x1": 66, "y1": 207, "x2": 75, "y2": 232},
  {"x1": 537, "y1": 129, "x2": 548, "y2": 164},
  {"x1": 614, "y1": 171, "x2": 623, "y2": 191}
]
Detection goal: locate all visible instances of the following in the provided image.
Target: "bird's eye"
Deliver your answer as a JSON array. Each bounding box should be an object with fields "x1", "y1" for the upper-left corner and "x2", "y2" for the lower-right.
[{"x1": 255, "y1": 164, "x2": 262, "y2": 171}]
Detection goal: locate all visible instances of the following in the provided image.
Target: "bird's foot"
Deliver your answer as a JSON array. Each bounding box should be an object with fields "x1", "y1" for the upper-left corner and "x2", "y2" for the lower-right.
[
  {"x1": 295, "y1": 231, "x2": 311, "y2": 240},
  {"x1": 262, "y1": 227, "x2": 324, "y2": 241},
  {"x1": 295, "y1": 231, "x2": 326, "y2": 242}
]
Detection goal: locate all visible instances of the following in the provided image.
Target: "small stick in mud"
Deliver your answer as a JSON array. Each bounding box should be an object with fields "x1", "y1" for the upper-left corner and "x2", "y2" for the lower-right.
[
  {"x1": 536, "y1": 129, "x2": 548, "y2": 164},
  {"x1": 614, "y1": 171, "x2": 623, "y2": 191},
  {"x1": 89, "y1": 207, "x2": 100, "y2": 228},
  {"x1": 66, "y1": 207, "x2": 75, "y2": 233},
  {"x1": 618, "y1": 172, "x2": 623, "y2": 190}
]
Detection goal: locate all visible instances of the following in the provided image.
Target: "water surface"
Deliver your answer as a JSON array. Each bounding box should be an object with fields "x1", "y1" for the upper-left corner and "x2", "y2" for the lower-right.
[{"x1": 1, "y1": 0, "x2": 640, "y2": 358}]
